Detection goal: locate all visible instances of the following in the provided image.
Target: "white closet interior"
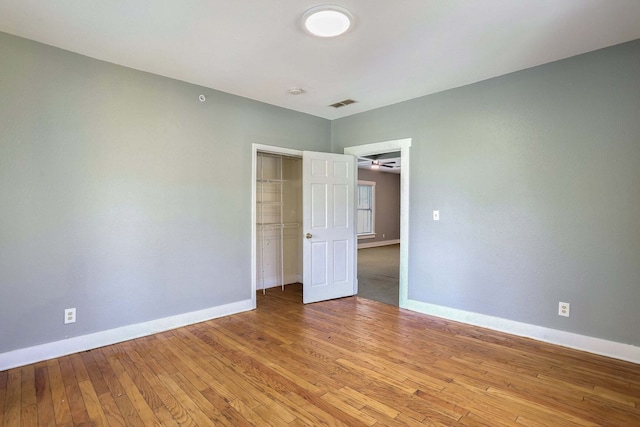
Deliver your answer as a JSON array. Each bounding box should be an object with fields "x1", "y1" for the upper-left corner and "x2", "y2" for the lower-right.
[{"x1": 256, "y1": 152, "x2": 302, "y2": 292}]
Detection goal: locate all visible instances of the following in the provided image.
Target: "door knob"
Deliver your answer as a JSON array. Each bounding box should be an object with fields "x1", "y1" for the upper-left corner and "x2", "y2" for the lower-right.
[{"x1": 306, "y1": 233, "x2": 313, "y2": 239}]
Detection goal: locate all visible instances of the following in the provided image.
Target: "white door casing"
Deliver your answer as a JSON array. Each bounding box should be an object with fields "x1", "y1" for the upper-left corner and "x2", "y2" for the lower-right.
[
  {"x1": 302, "y1": 151, "x2": 357, "y2": 304},
  {"x1": 344, "y1": 138, "x2": 411, "y2": 308}
]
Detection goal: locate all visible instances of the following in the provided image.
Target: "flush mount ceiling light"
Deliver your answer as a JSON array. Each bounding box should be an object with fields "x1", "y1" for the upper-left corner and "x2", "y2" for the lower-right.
[{"x1": 302, "y1": 5, "x2": 353, "y2": 38}]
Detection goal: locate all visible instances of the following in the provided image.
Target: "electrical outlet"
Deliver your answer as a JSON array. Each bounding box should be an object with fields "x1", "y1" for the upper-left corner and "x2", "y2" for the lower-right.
[
  {"x1": 558, "y1": 302, "x2": 570, "y2": 317},
  {"x1": 64, "y1": 308, "x2": 76, "y2": 324},
  {"x1": 433, "y1": 210, "x2": 440, "y2": 221}
]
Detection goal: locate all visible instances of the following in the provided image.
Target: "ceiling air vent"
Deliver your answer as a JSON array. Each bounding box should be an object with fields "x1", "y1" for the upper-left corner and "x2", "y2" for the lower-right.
[{"x1": 329, "y1": 99, "x2": 357, "y2": 108}]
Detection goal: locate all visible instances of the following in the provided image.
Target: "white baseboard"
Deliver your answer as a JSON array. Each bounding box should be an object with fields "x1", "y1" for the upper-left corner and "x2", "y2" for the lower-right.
[
  {"x1": 403, "y1": 298, "x2": 640, "y2": 364},
  {"x1": 258, "y1": 274, "x2": 302, "y2": 290},
  {"x1": 7, "y1": 295, "x2": 635, "y2": 371},
  {"x1": 0, "y1": 299, "x2": 254, "y2": 371},
  {"x1": 358, "y1": 239, "x2": 400, "y2": 249}
]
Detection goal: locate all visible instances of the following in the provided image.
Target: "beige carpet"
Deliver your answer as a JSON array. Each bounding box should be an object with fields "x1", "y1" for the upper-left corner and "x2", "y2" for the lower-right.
[{"x1": 357, "y1": 244, "x2": 399, "y2": 306}]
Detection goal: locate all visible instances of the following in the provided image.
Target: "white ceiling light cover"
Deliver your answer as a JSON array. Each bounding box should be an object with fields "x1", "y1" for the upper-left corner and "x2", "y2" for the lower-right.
[{"x1": 303, "y1": 5, "x2": 353, "y2": 37}]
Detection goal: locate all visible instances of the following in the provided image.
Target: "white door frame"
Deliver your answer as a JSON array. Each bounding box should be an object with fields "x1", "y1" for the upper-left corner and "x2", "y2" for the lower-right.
[
  {"x1": 344, "y1": 138, "x2": 411, "y2": 308},
  {"x1": 251, "y1": 143, "x2": 303, "y2": 309}
]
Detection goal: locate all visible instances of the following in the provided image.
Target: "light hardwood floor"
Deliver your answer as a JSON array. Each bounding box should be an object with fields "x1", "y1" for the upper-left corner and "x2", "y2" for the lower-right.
[{"x1": 2, "y1": 284, "x2": 639, "y2": 426}]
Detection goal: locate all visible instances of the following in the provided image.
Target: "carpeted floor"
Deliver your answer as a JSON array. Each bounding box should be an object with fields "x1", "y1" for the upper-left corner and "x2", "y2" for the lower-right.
[{"x1": 356, "y1": 244, "x2": 399, "y2": 306}]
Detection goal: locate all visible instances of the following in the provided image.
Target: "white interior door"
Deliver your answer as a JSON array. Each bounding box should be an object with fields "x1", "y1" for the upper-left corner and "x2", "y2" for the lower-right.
[{"x1": 302, "y1": 151, "x2": 356, "y2": 304}]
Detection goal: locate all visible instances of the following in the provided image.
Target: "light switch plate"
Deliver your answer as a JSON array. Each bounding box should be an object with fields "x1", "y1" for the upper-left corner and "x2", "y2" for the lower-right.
[{"x1": 433, "y1": 210, "x2": 440, "y2": 221}]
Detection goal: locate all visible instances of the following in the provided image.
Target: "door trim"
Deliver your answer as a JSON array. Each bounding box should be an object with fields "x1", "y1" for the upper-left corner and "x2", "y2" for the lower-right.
[
  {"x1": 344, "y1": 138, "x2": 411, "y2": 308},
  {"x1": 251, "y1": 144, "x2": 303, "y2": 309}
]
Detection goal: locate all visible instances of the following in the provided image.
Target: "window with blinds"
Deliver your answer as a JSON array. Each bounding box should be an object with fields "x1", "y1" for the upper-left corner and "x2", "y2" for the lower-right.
[{"x1": 357, "y1": 180, "x2": 376, "y2": 236}]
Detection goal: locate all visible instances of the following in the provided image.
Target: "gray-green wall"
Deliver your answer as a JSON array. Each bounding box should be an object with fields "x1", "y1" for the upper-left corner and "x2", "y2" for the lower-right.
[
  {"x1": 333, "y1": 39, "x2": 640, "y2": 346},
  {"x1": 0, "y1": 32, "x2": 330, "y2": 353},
  {"x1": 2, "y1": 29, "x2": 640, "y2": 357}
]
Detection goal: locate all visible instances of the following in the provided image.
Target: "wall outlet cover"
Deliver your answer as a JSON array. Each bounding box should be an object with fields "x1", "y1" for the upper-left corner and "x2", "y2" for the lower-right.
[
  {"x1": 65, "y1": 308, "x2": 76, "y2": 324},
  {"x1": 558, "y1": 302, "x2": 570, "y2": 317}
]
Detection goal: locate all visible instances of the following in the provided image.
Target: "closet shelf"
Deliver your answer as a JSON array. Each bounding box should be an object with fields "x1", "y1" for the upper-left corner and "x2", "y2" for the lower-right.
[
  {"x1": 257, "y1": 179, "x2": 286, "y2": 183},
  {"x1": 256, "y1": 202, "x2": 284, "y2": 206},
  {"x1": 257, "y1": 222, "x2": 299, "y2": 230}
]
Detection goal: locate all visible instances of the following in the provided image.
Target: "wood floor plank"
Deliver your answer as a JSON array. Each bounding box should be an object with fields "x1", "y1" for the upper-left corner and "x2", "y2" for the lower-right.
[
  {"x1": 96, "y1": 391, "x2": 126, "y2": 427},
  {"x1": 186, "y1": 330, "x2": 299, "y2": 409},
  {"x1": 0, "y1": 370, "x2": 7, "y2": 388},
  {"x1": 437, "y1": 382, "x2": 519, "y2": 423},
  {"x1": 34, "y1": 364, "x2": 55, "y2": 427},
  {"x1": 394, "y1": 411, "x2": 449, "y2": 427},
  {"x1": 282, "y1": 390, "x2": 350, "y2": 427},
  {"x1": 335, "y1": 358, "x2": 417, "y2": 395},
  {"x1": 415, "y1": 388, "x2": 469, "y2": 421},
  {"x1": 458, "y1": 411, "x2": 521, "y2": 427},
  {"x1": 18, "y1": 366, "x2": 37, "y2": 427},
  {"x1": 92, "y1": 348, "x2": 146, "y2": 427},
  {"x1": 338, "y1": 386, "x2": 400, "y2": 419},
  {"x1": 3, "y1": 369, "x2": 21, "y2": 427},
  {"x1": 155, "y1": 331, "x2": 268, "y2": 413},
  {"x1": 80, "y1": 351, "x2": 109, "y2": 397},
  {"x1": 121, "y1": 344, "x2": 199, "y2": 426},
  {"x1": 90, "y1": 348, "x2": 127, "y2": 399},
  {"x1": 3, "y1": 284, "x2": 640, "y2": 426},
  {"x1": 78, "y1": 380, "x2": 109, "y2": 426},
  {"x1": 582, "y1": 394, "x2": 640, "y2": 424},
  {"x1": 152, "y1": 333, "x2": 217, "y2": 393},
  {"x1": 68, "y1": 354, "x2": 90, "y2": 384},
  {"x1": 144, "y1": 373, "x2": 199, "y2": 427},
  {"x1": 106, "y1": 357, "x2": 160, "y2": 427},
  {"x1": 148, "y1": 405, "x2": 180, "y2": 427},
  {"x1": 206, "y1": 389, "x2": 263, "y2": 427},
  {"x1": 486, "y1": 386, "x2": 601, "y2": 426},
  {"x1": 144, "y1": 337, "x2": 241, "y2": 411},
  {"x1": 111, "y1": 344, "x2": 164, "y2": 411},
  {"x1": 227, "y1": 399, "x2": 275, "y2": 427},
  {"x1": 404, "y1": 392, "x2": 463, "y2": 425},
  {"x1": 19, "y1": 404, "x2": 37, "y2": 427},
  {"x1": 46, "y1": 359, "x2": 73, "y2": 427},
  {"x1": 112, "y1": 394, "x2": 146, "y2": 427},
  {"x1": 169, "y1": 374, "x2": 236, "y2": 427},
  {"x1": 19, "y1": 366, "x2": 36, "y2": 410},
  {"x1": 0, "y1": 382, "x2": 4, "y2": 426},
  {"x1": 251, "y1": 400, "x2": 298, "y2": 425},
  {"x1": 58, "y1": 356, "x2": 92, "y2": 426},
  {"x1": 320, "y1": 392, "x2": 377, "y2": 426}
]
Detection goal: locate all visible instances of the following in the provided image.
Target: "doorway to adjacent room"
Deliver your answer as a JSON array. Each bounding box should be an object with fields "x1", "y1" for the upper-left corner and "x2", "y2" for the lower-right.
[{"x1": 344, "y1": 138, "x2": 411, "y2": 308}]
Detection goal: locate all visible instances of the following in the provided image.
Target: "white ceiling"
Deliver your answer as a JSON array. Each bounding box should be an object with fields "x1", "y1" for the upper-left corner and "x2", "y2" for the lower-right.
[{"x1": 1, "y1": 1, "x2": 640, "y2": 120}]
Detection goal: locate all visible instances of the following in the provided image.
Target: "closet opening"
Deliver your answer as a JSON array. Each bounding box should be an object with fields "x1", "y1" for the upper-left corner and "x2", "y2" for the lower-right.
[{"x1": 255, "y1": 151, "x2": 303, "y2": 296}]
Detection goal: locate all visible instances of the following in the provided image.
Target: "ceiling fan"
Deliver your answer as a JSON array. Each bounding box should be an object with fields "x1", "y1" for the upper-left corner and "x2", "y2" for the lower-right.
[{"x1": 357, "y1": 155, "x2": 400, "y2": 170}]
